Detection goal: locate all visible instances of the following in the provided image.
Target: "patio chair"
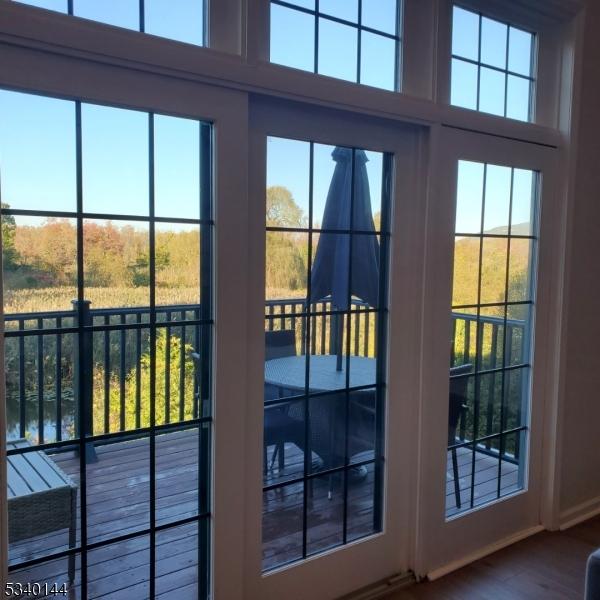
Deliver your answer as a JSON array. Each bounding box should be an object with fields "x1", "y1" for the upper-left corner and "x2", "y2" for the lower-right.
[
  {"x1": 448, "y1": 363, "x2": 473, "y2": 509},
  {"x1": 264, "y1": 330, "x2": 304, "y2": 475},
  {"x1": 287, "y1": 388, "x2": 376, "y2": 499}
]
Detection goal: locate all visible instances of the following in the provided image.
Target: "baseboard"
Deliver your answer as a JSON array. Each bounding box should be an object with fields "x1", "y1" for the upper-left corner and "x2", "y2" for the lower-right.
[
  {"x1": 560, "y1": 495, "x2": 600, "y2": 530},
  {"x1": 426, "y1": 525, "x2": 545, "y2": 581},
  {"x1": 338, "y1": 572, "x2": 416, "y2": 600}
]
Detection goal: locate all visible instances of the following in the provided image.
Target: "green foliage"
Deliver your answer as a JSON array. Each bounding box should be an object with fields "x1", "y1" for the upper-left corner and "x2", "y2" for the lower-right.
[
  {"x1": 1, "y1": 204, "x2": 18, "y2": 271},
  {"x1": 92, "y1": 329, "x2": 196, "y2": 433}
]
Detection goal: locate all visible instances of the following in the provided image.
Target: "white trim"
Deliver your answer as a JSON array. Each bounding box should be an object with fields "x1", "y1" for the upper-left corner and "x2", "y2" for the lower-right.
[
  {"x1": 559, "y1": 496, "x2": 600, "y2": 531},
  {"x1": 426, "y1": 524, "x2": 544, "y2": 581}
]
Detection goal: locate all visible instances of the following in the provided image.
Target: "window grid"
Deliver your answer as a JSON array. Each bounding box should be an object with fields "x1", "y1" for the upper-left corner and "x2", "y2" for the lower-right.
[
  {"x1": 448, "y1": 161, "x2": 539, "y2": 518},
  {"x1": 264, "y1": 141, "x2": 391, "y2": 569},
  {"x1": 270, "y1": 0, "x2": 402, "y2": 91},
  {"x1": 451, "y1": 4, "x2": 536, "y2": 121},
  {"x1": 2, "y1": 93, "x2": 213, "y2": 599}
]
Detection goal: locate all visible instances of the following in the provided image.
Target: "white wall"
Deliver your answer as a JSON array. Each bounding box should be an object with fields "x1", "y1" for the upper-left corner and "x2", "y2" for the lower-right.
[{"x1": 559, "y1": 0, "x2": 600, "y2": 522}]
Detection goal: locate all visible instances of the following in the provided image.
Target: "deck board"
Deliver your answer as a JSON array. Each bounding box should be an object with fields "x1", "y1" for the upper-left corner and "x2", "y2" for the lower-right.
[{"x1": 7, "y1": 430, "x2": 517, "y2": 596}]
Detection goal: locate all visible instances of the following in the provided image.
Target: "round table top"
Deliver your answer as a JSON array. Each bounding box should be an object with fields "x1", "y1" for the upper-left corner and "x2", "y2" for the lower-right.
[{"x1": 264, "y1": 355, "x2": 376, "y2": 393}]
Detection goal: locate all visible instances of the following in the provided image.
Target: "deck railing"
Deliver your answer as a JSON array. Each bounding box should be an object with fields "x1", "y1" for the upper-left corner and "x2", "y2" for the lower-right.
[{"x1": 4, "y1": 298, "x2": 526, "y2": 454}]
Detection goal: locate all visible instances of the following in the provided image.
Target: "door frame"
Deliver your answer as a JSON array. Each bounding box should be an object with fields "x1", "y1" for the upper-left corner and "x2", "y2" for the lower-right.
[
  {"x1": 415, "y1": 125, "x2": 562, "y2": 578},
  {"x1": 244, "y1": 96, "x2": 429, "y2": 600},
  {"x1": 0, "y1": 42, "x2": 251, "y2": 599}
]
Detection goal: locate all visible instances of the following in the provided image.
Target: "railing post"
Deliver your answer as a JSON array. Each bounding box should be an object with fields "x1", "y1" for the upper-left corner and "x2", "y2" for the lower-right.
[{"x1": 73, "y1": 299, "x2": 97, "y2": 463}]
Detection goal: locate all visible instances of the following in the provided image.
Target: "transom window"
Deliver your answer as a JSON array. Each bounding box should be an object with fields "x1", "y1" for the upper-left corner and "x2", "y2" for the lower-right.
[
  {"x1": 451, "y1": 5, "x2": 536, "y2": 122},
  {"x1": 270, "y1": 0, "x2": 402, "y2": 91},
  {"x1": 13, "y1": 0, "x2": 206, "y2": 46}
]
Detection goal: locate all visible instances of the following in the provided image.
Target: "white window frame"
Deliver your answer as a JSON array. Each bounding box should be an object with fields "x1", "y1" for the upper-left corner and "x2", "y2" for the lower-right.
[
  {"x1": 0, "y1": 0, "x2": 585, "y2": 596},
  {"x1": 416, "y1": 125, "x2": 566, "y2": 578}
]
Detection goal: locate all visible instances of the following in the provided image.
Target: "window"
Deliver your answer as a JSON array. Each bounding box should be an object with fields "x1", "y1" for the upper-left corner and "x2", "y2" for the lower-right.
[
  {"x1": 270, "y1": 1, "x2": 402, "y2": 91},
  {"x1": 263, "y1": 137, "x2": 391, "y2": 569},
  {"x1": 451, "y1": 5, "x2": 535, "y2": 121},
  {"x1": 13, "y1": 0, "x2": 206, "y2": 45},
  {"x1": 0, "y1": 89, "x2": 213, "y2": 598},
  {"x1": 447, "y1": 160, "x2": 538, "y2": 518}
]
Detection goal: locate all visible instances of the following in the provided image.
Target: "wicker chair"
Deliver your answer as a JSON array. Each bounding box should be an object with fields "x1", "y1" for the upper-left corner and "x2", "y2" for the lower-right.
[
  {"x1": 448, "y1": 363, "x2": 473, "y2": 509},
  {"x1": 264, "y1": 330, "x2": 304, "y2": 475},
  {"x1": 7, "y1": 440, "x2": 77, "y2": 585}
]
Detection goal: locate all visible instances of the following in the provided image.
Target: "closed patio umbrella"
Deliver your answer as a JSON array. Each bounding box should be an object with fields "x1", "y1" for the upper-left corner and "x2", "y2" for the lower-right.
[{"x1": 310, "y1": 147, "x2": 380, "y2": 370}]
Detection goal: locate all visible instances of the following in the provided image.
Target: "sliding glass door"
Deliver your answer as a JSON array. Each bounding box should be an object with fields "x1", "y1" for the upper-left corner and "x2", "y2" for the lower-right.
[
  {"x1": 417, "y1": 127, "x2": 560, "y2": 576},
  {"x1": 1, "y1": 89, "x2": 213, "y2": 599},
  {"x1": 263, "y1": 138, "x2": 390, "y2": 569}
]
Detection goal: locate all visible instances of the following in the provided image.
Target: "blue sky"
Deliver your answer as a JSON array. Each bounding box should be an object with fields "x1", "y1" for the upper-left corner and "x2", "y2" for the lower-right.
[{"x1": 3, "y1": 2, "x2": 535, "y2": 235}]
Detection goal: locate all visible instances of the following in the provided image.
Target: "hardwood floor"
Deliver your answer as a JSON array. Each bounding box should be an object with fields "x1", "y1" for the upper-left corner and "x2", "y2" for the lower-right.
[{"x1": 389, "y1": 515, "x2": 600, "y2": 600}]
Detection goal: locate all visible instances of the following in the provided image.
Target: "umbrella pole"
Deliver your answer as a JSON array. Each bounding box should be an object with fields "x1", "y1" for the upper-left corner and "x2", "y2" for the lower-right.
[{"x1": 336, "y1": 313, "x2": 344, "y2": 371}]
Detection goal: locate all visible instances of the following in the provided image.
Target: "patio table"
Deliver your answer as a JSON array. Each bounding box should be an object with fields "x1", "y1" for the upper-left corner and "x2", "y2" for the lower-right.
[{"x1": 264, "y1": 355, "x2": 376, "y2": 393}]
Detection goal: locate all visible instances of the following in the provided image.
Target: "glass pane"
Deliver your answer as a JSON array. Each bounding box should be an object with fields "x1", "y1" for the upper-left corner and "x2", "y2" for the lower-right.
[
  {"x1": 446, "y1": 444, "x2": 474, "y2": 517},
  {"x1": 360, "y1": 32, "x2": 396, "y2": 91},
  {"x1": 499, "y1": 431, "x2": 522, "y2": 497},
  {"x1": 318, "y1": 18, "x2": 358, "y2": 82},
  {"x1": 306, "y1": 473, "x2": 344, "y2": 555},
  {"x1": 155, "y1": 429, "x2": 200, "y2": 527},
  {"x1": 270, "y1": 4, "x2": 315, "y2": 73},
  {"x1": 480, "y1": 17, "x2": 507, "y2": 69},
  {"x1": 88, "y1": 537, "x2": 150, "y2": 599},
  {"x1": 154, "y1": 223, "x2": 200, "y2": 307},
  {"x1": 362, "y1": 0, "x2": 398, "y2": 35},
  {"x1": 9, "y1": 554, "x2": 80, "y2": 597},
  {"x1": 154, "y1": 115, "x2": 200, "y2": 220},
  {"x1": 348, "y1": 388, "x2": 376, "y2": 463},
  {"x1": 511, "y1": 169, "x2": 536, "y2": 235},
  {"x1": 307, "y1": 393, "x2": 346, "y2": 473},
  {"x1": 266, "y1": 231, "x2": 308, "y2": 299},
  {"x1": 0, "y1": 91, "x2": 76, "y2": 213},
  {"x1": 347, "y1": 461, "x2": 377, "y2": 541},
  {"x1": 81, "y1": 104, "x2": 149, "y2": 216},
  {"x1": 451, "y1": 59, "x2": 478, "y2": 110},
  {"x1": 83, "y1": 219, "x2": 150, "y2": 309},
  {"x1": 312, "y1": 143, "x2": 342, "y2": 230},
  {"x1": 7, "y1": 448, "x2": 80, "y2": 565},
  {"x1": 284, "y1": 0, "x2": 314, "y2": 8},
  {"x1": 14, "y1": 0, "x2": 67, "y2": 10},
  {"x1": 503, "y1": 368, "x2": 529, "y2": 429},
  {"x1": 3, "y1": 216, "x2": 77, "y2": 314},
  {"x1": 86, "y1": 438, "x2": 150, "y2": 545},
  {"x1": 484, "y1": 164, "x2": 512, "y2": 233},
  {"x1": 456, "y1": 160, "x2": 484, "y2": 234},
  {"x1": 74, "y1": 0, "x2": 139, "y2": 30},
  {"x1": 364, "y1": 151, "x2": 384, "y2": 229},
  {"x1": 145, "y1": 0, "x2": 204, "y2": 46},
  {"x1": 320, "y1": 0, "x2": 358, "y2": 22},
  {"x1": 267, "y1": 137, "x2": 310, "y2": 228},
  {"x1": 508, "y1": 239, "x2": 533, "y2": 303},
  {"x1": 263, "y1": 397, "x2": 305, "y2": 485},
  {"x1": 262, "y1": 482, "x2": 304, "y2": 570},
  {"x1": 452, "y1": 237, "x2": 480, "y2": 307},
  {"x1": 156, "y1": 522, "x2": 200, "y2": 598},
  {"x1": 506, "y1": 75, "x2": 531, "y2": 122},
  {"x1": 480, "y1": 237, "x2": 508, "y2": 305},
  {"x1": 452, "y1": 6, "x2": 479, "y2": 61},
  {"x1": 508, "y1": 27, "x2": 533, "y2": 76},
  {"x1": 479, "y1": 66, "x2": 506, "y2": 116},
  {"x1": 451, "y1": 309, "x2": 478, "y2": 367}
]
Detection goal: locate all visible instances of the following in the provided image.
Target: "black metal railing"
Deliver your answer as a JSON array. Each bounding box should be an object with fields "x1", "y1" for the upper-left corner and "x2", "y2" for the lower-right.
[{"x1": 4, "y1": 298, "x2": 526, "y2": 453}]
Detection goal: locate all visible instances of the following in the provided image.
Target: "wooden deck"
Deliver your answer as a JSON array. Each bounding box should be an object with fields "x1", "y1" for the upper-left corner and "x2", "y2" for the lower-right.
[{"x1": 8, "y1": 430, "x2": 519, "y2": 598}]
